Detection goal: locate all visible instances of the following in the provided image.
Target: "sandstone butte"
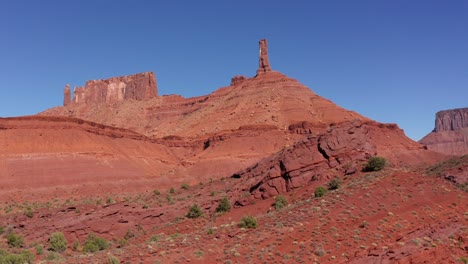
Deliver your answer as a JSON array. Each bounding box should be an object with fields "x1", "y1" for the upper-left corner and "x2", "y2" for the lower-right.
[
  {"x1": 0, "y1": 39, "x2": 466, "y2": 264},
  {"x1": 419, "y1": 107, "x2": 468, "y2": 156}
]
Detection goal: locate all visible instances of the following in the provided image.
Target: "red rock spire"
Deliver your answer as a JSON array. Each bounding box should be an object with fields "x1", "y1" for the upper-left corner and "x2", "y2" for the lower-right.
[
  {"x1": 256, "y1": 39, "x2": 272, "y2": 75},
  {"x1": 63, "y1": 84, "x2": 71, "y2": 106}
]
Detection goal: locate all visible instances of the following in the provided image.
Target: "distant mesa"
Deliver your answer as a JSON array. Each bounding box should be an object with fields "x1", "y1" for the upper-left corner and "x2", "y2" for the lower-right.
[
  {"x1": 63, "y1": 72, "x2": 157, "y2": 106},
  {"x1": 419, "y1": 107, "x2": 468, "y2": 156},
  {"x1": 434, "y1": 108, "x2": 468, "y2": 132}
]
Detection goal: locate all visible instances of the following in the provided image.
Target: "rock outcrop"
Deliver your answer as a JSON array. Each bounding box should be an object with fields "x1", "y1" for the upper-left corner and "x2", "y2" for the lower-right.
[
  {"x1": 435, "y1": 108, "x2": 468, "y2": 132},
  {"x1": 256, "y1": 39, "x2": 272, "y2": 75},
  {"x1": 230, "y1": 120, "x2": 435, "y2": 204},
  {"x1": 420, "y1": 108, "x2": 468, "y2": 156},
  {"x1": 64, "y1": 72, "x2": 157, "y2": 106}
]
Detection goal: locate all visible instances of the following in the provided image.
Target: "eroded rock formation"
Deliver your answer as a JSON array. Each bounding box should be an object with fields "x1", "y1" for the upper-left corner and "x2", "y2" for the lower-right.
[
  {"x1": 420, "y1": 108, "x2": 468, "y2": 156},
  {"x1": 256, "y1": 39, "x2": 272, "y2": 75},
  {"x1": 63, "y1": 84, "x2": 71, "y2": 106},
  {"x1": 64, "y1": 72, "x2": 157, "y2": 106},
  {"x1": 435, "y1": 108, "x2": 468, "y2": 132},
  {"x1": 231, "y1": 120, "x2": 431, "y2": 204}
]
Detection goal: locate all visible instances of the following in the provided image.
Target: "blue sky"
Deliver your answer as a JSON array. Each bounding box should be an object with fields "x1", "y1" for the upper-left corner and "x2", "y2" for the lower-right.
[{"x1": 0, "y1": 1, "x2": 466, "y2": 141}]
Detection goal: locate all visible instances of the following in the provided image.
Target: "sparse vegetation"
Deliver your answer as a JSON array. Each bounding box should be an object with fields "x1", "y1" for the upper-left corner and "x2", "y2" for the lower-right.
[
  {"x1": 363, "y1": 156, "x2": 387, "y2": 172},
  {"x1": 273, "y1": 195, "x2": 288, "y2": 210},
  {"x1": 215, "y1": 197, "x2": 231, "y2": 213},
  {"x1": 7, "y1": 233, "x2": 24, "y2": 248},
  {"x1": 24, "y1": 206, "x2": 34, "y2": 218},
  {"x1": 181, "y1": 183, "x2": 190, "y2": 190},
  {"x1": 186, "y1": 204, "x2": 203, "y2": 218},
  {"x1": 82, "y1": 233, "x2": 109, "y2": 253},
  {"x1": 0, "y1": 250, "x2": 34, "y2": 264},
  {"x1": 314, "y1": 186, "x2": 327, "y2": 197},
  {"x1": 35, "y1": 244, "x2": 44, "y2": 255},
  {"x1": 46, "y1": 252, "x2": 62, "y2": 261},
  {"x1": 169, "y1": 187, "x2": 175, "y2": 194},
  {"x1": 108, "y1": 254, "x2": 120, "y2": 264},
  {"x1": 239, "y1": 216, "x2": 258, "y2": 229},
  {"x1": 153, "y1": 189, "x2": 161, "y2": 196},
  {"x1": 327, "y1": 178, "x2": 341, "y2": 190},
  {"x1": 49, "y1": 232, "x2": 68, "y2": 252},
  {"x1": 72, "y1": 241, "x2": 79, "y2": 251}
]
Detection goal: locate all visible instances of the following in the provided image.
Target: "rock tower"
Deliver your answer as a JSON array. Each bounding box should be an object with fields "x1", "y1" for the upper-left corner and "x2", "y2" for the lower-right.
[{"x1": 256, "y1": 39, "x2": 272, "y2": 75}]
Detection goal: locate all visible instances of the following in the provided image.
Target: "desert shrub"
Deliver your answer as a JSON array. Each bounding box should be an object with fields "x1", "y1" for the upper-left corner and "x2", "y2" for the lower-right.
[
  {"x1": 108, "y1": 254, "x2": 120, "y2": 264},
  {"x1": 238, "y1": 216, "x2": 258, "y2": 229},
  {"x1": 35, "y1": 244, "x2": 44, "y2": 255},
  {"x1": 327, "y1": 178, "x2": 341, "y2": 190},
  {"x1": 169, "y1": 187, "x2": 175, "y2": 194},
  {"x1": 24, "y1": 207, "x2": 34, "y2": 218},
  {"x1": 186, "y1": 204, "x2": 203, "y2": 219},
  {"x1": 72, "y1": 241, "x2": 79, "y2": 251},
  {"x1": 7, "y1": 233, "x2": 24, "y2": 248},
  {"x1": 273, "y1": 195, "x2": 288, "y2": 210},
  {"x1": 181, "y1": 183, "x2": 190, "y2": 190},
  {"x1": 46, "y1": 252, "x2": 61, "y2": 261},
  {"x1": 82, "y1": 233, "x2": 109, "y2": 253},
  {"x1": 363, "y1": 156, "x2": 387, "y2": 172},
  {"x1": 153, "y1": 189, "x2": 161, "y2": 196},
  {"x1": 0, "y1": 226, "x2": 4, "y2": 234},
  {"x1": 215, "y1": 197, "x2": 231, "y2": 213},
  {"x1": 124, "y1": 229, "x2": 135, "y2": 240},
  {"x1": 0, "y1": 250, "x2": 34, "y2": 264},
  {"x1": 49, "y1": 232, "x2": 67, "y2": 252},
  {"x1": 314, "y1": 186, "x2": 327, "y2": 197}
]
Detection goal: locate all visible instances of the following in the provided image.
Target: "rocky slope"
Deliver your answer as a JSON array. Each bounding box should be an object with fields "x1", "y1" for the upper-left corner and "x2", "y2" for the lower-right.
[{"x1": 420, "y1": 108, "x2": 468, "y2": 156}]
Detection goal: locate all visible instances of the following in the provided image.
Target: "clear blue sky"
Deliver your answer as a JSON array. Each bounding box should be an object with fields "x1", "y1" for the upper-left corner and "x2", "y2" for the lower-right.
[{"x1": 0, "y1": 1, "x2": 467, "y2": 141}]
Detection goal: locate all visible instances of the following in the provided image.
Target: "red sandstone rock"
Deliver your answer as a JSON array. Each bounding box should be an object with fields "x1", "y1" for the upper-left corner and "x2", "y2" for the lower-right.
[
  {"x1": 230, "y1": 120, "x2": 441, "y2": 203},
  {"x1": 63, "y1": 84, "x2": 71, "y2": 106},
  {"x1": 230, "y1": 75, "x2": 247, "y2": 86},
  {"x1": 66, "y1": 72, "x2": 157, "y2": 106},
  {"x1": 420, "y1": 108, "x2": 468, "y2": 155},
  {"x1": 435, "y1": 108, "x2": 468, "y2": 132},
  {"x1": 256, "y1": 39, "x2": 272, "y2": 75}
]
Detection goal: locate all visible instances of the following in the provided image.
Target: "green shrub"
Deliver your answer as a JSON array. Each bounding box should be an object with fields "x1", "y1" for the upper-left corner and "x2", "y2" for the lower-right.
[
  {"x1": 169, "y1": 187, "x2": 175, "y2": 194},
  {"x1": 49, "y1": 232, "x2": 67, "y2": 252},
  {"x1": 186, "y1": 204, "x2": 203, "y2": 219},
  {"x1": 7, "y1": 233, "x2": 24, "y2": 248},
  {"x1": 153, "y1": 189, "x2": 161, "y2": 196},
  {"x1": 82, "y1": 233, "x2": 109, "y2": 253},
  {"x1": 46, "y1": 252, "x2": 61, "y2": 261},
  {"x1": 0, "y1": 250, "x2": 34, "y2": 264},
  {"x1": 108, "y1": 255, "x2": 120, "y2": 264},
  {"x1": 72, "y1": 241, "x2": 79, "y2": 251},
  {"x1": 215, "y1": 197, "x2": 231, "y2": 213},
  {"x1": 181, "y1": 183, "x2": 190, "y2": 190},
  {"x1": 238, "y1": 216, "x2": 258, "y2": 229},
  {"x1": 0, "y1": 226, "x2": 4, "y2": 234},
  {"x1": 363, "y1": 156, "x2": 387, "y2": 171},
  {"x1": 35, "y1": 244, "x2": 44, "y2": 255},
  {"x1": 314, "y1": 186, "x2": 327, "y2": 197},
  {"x1": 327, "y1": 178, "x2": 341, "y2": 190},
  {"x1": 273, "y1": 195, "x2": 288, "y2": 210}
]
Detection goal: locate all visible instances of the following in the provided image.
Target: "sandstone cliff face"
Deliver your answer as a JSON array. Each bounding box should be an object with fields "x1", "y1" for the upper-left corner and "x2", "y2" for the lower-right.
[
  {"x1": 64, "y1": 72, "x2": 157, "y2": 106},
  {"x1": 435, "y1": 108, "x2": 468, "y2": 132},
  {"x1": 420, "y1": 108, "x2": 468, "y2": 156}
]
